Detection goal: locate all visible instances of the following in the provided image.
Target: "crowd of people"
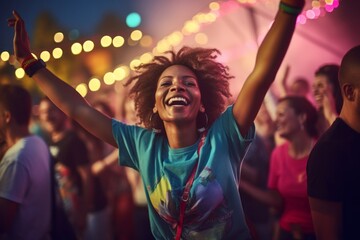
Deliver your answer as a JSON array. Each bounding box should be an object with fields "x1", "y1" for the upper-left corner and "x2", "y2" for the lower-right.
[{"x1": 1, "y1": 1, "x2": 360, "y2": 239}]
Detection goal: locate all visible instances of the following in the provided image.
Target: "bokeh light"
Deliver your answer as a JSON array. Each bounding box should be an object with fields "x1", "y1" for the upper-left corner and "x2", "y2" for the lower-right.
[
  {"x1": 89, "y1": 78, "x2": 101, "y2": 91},
  {"x1": 76, "y1": 83, "x2": 88, "y2": 97},
  {"x1": 54, "y1": 32, "x2": 64, "y2": 43},
  {"x1": 126, "y1": 12, "x2": 142, "y2": 28},
  {"x1": 1, "y1": 51, "x2": 10, "y2": 62}
]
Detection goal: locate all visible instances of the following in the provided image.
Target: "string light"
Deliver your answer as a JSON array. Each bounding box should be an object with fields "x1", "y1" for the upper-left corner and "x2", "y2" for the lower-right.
[{"x1": 1, "y1": 0, "x2": 341, "y2": 96}]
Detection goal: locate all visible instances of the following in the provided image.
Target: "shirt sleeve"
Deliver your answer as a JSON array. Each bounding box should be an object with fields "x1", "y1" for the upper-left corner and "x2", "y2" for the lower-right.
[
  {"x1": 0, "y1": 161, "x2": 29, "y2": 203},
  {"x1": 215, "y1": 105, "x2": 255, "y2": 165},
  {"x1": 112, "y1": 119, "x2": 155, "y2": 170}
]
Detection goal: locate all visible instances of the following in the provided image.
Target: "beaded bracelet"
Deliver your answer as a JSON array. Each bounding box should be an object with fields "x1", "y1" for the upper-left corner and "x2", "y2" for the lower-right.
[{"x1": 279, "y1": 2, "x2": 303, "y2": 16}]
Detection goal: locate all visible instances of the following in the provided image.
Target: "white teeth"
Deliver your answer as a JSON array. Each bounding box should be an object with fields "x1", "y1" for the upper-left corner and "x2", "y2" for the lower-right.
[{"x1": 168, "y1": 97, "x2": 188, "y2": 105}]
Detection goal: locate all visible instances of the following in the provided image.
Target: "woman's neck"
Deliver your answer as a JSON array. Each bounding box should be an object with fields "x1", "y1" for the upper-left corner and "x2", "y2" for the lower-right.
[
  {"x1": 164, "y1": 122, "x2": 198, "y2": 149},
  {"x1": 288, "y1": 132, "x2": 314, "y2": 159}
]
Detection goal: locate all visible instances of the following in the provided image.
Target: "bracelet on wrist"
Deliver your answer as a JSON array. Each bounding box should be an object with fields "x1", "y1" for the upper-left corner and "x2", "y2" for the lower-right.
[
  {"x1": 23, "y1": 58, "x2": 46, "y2": 77},
  {"x1": 279, "y1": 2, "x2": 303, "y2": 16},
  {"x1": 22, "y1": 55, "x2": 37, "y2": 69}
]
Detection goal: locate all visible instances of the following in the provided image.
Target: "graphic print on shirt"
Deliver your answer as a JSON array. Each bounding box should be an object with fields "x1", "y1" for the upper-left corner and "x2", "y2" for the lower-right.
[{"x1": 149, "y1": 166, "x2": 233, "y2": 239}]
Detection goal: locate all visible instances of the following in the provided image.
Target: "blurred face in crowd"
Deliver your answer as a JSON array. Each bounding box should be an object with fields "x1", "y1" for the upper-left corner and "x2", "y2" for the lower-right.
[
  {"x1": 312, "y1": 75, "x2": 334, "y2": 109},
  {"x1": 275, "y1": 100, "x2": 304, "y2": 140},
  {"x1": 38, "y1": 99, "x2": 67, "y2": 134},
  {"x1": 290, "y1": 80, "x2": 310, "y2": 97}
]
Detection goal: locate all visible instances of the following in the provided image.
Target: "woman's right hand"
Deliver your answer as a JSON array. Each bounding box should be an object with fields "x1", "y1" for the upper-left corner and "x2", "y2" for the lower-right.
[{"x1": 7, "y1": 10, "x2": 32, "y2": 64}]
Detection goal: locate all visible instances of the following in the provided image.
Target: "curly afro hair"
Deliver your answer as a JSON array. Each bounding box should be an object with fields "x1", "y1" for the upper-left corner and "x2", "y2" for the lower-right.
[{"x1": 125, "y1": 46, "x2": 233, "y2": 131}]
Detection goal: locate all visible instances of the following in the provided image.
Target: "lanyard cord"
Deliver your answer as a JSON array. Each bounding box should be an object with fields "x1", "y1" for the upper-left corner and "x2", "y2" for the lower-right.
[{"x1": 175, "y1": 133, "x2": 206, "y2": 240}]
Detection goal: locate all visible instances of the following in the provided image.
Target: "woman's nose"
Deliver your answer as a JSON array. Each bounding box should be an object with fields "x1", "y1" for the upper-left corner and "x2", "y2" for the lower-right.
[{"x1": 170, "y1": 82, "x2": 185, "y2": 92}]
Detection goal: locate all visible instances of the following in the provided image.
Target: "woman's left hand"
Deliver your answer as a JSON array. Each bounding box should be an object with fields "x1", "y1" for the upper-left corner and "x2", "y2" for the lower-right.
[{"x1": 7, "y1": 10, "x2": 32, "y2": 64}]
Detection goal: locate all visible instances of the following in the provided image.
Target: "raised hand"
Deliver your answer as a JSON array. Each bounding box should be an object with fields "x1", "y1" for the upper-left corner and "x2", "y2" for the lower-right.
[{"x1": 7, "y1": 10, "x2": 32, "y2": 64}]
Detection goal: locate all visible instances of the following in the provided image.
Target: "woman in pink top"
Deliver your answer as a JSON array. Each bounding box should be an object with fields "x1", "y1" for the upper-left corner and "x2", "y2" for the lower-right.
[{"x1": 240, "y1": 96, "x2": 318, "y2": 240}]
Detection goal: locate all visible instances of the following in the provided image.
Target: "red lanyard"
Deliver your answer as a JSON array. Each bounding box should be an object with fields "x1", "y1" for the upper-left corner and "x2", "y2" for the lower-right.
[{"x1": 175, "y1": 134, "x2": 205, "y2": 240}]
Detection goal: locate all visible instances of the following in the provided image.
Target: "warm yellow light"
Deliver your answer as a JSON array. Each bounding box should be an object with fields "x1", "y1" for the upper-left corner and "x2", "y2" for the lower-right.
[
  {"x1": 52, "y1": 48, "x2": 63, "y2": 59},
  {"x1": 54, "y1": 32, "x2": 64, "y2": 43},
  {"x1": 195, "y1": 33, "x2": 208, "y2": 45},
  {"x1": 140, "y1": 35, "x2": 153, "y2": 48},
  {"x1": 0, "y1": 51, "x2": 10, "y2": 62},
  {"x1": 83, "y1": 40, "x2": 95, "y2": 52},
  {"x1": 325, "y1": 0, "x2": 334, "y2": 5},
  {"x1": 129, "y1": 59, "x2": 141, "y2": 70},
  {"x1": 76, "y1": 83, "x2": 88, "y2": 97},
  {"x1": 205, "y1": 12, "x2": 217, "y2": 22},
  {"x1": 88, "y1": 78, "x2": 101, "y2": 91},
  {"x1": 183, "y1": 20, "x2": 200, "y2": 34},
  {"x1": 156, "y1": 40, "x2": 171, "y2": 53},
  {"x1": 100, "y1": 36, "x2": 112, "y2": 47},
  {"x1": 30, "y1": 53, "x2": 38, "y2": 59},
  {"x1": 209, "y1": 2, "x2": 220, "y2": 11},
  {"x1": 103, "y1": 72, "x2": 115, "y2": 85},
  {"x1": 114, "y1": 66, "x2": 130, "y2": 81},
  {"x1": 312, "y1": 0, "x2": 321, "y2": 8},
  {"x1": 15, "y1": 68, "x2": 25, "y2": 79},
  {"x1": 130, "y1": 30, "x2": 142, "y2": 41},
  {"x1": 140, "y1": 52, "x2": 153, "y2": 64},
  {"x1": 194, "y1": 13, "x2": 207, "y2": 23},
  {"x1": 71, "y1": 42, "x2": 82, "y2": 55},
  {"x1": 113, "y1": 36, "x2": 125, "y2": 48},
  {"x1": 168, "y1": 31, "x2": 183, "y2": 46},
  {"x1": 40, "y1": 51, "x2": 51, "y2": 62}
]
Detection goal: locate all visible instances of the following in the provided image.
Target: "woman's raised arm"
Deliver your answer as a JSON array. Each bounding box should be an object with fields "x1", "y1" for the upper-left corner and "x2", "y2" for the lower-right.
[
  {"x1": 8, "y1": 10, "x2": 116, "y2": 146},
  {"x1": 233, "y1": 0, "x2": 305, "y2": 136}
]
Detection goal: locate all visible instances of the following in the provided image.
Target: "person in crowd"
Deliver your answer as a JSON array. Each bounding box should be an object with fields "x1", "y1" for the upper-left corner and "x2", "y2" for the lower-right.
[
  {"x1": 235, "y1": 96, "x2": 275, "y2": 240},
  {"x1": 121, "y1": 95, "x2": 154, "y2": 240},
  {"x1": 312, "y1": 64, "x2": 343, "y2": 135},
  {"x1": 278, "y1": 65, "x2": 311, "y2": 98},
  {"x1": 240, "y1": 133, "x2": 273, "y2": 240},
  {"x1": 86, "y1": 99, "x2": 134, "y2": 240},
  {"x1": 0, "y1": 84, "x2": 51, "y2": 239},
  {"x1": 8, "y1": 0, "x2": 305, "y2": 238},
  {"x1": 240, "y1": 96, "x2": 318, "y2": 240},
  {"x1": 38, "y1": 97, "x2": 95, "y2": 239},
  {"x1": 91, "y1": 96, "x2": 154, "y2": 240},
  {"x1": 307, "y1": 45, "x2": 360, "y2": 240},
  {"x1": 0, "y1": 137, "x2": 8, "y2": 160}
]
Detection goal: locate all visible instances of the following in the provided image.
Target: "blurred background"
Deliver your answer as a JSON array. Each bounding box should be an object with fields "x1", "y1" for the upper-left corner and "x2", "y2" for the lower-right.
[{"x1": 0, "y1": 0, "x2": 359, "y2": 109}]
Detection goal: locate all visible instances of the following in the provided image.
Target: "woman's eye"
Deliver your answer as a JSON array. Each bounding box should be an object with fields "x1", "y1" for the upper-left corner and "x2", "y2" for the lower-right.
[
  {"x1": 160, "y1": 81, "x2": 171, "y2": 87},
  {"x1": 185, "y1": 81, "x2": 196, "y2": 86}
]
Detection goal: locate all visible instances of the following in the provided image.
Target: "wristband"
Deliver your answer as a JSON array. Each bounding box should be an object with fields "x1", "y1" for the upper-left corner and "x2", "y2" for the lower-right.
[
  {"x1": 22, "y1": 55, "x2": 37, "y2": 69},
  {"x1": 279, "y1": 2, "x2": 303, "y2": 16},
  {"x1": 24, "y1": 59, "x2": 46, "y2": 77}
]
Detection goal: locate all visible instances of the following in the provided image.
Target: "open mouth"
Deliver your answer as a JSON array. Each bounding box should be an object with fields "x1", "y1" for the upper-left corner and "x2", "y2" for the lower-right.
[{"x1": 166, "y1": 97, "x2": 188, "y2": 106}]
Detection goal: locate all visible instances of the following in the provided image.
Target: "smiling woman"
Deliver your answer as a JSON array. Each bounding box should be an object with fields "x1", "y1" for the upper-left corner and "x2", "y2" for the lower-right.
[
  {"x1": 7, "y1": 0, "x2": 305, "y2": 238},
  {"x1": 126, "y1": 47, "x2": 232, "y2": 136}
]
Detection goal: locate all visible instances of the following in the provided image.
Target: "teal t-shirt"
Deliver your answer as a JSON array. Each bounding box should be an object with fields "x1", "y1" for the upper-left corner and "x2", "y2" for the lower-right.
[{"x1": 112, "y1": 105, "x2": 254, "y2": 239}]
